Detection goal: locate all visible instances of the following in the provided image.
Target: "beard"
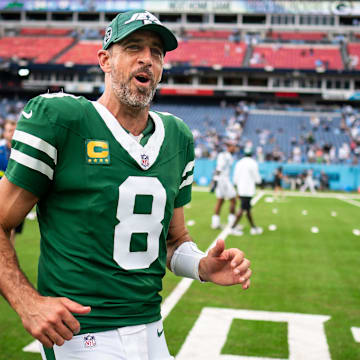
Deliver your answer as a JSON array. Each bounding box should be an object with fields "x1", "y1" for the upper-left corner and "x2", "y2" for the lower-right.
[{"x1": 110, "y1": 67, "x2": 158, "y2": 109}]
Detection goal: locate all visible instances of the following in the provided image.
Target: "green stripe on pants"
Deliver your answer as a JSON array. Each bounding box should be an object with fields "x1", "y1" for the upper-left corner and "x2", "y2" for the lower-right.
[{"x1": 43, "y1": 346, "x2": 56, "y2": 360}]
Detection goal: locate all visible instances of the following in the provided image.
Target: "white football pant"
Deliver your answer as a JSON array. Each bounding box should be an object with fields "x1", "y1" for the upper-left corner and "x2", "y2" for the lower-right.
[
  {"x1": 215, "y1": 178, "x2": 236, "y2": 200},
  {"x1": 40, "y1": 319, "x2": 173, "y2": 360}
]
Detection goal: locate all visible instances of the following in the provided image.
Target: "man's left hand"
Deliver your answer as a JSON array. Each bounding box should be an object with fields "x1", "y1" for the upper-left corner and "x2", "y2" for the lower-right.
[{"x1": 198, "y1": 239, "x2": 251, "y2": 289}]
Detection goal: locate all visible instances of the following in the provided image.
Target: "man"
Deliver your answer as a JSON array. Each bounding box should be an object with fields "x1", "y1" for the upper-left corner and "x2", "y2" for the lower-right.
[
  {"x1": 273, "y1": 166, "x2": 285, "y2": 201},
  {"x1": 300, "y1": 169, "x2": 317, "y2": 193},
  {"x1": 231, "y1": 147, "x2": 262, "y2": 236},
  {"x1": 0, "y1": 10, "x2": 251, "y2": 360},
  {"x1": 211, "y1": 139, "x2": 237, "y2": 230},
  {"x1": 0, "y1": 119, "x2": 24, "y2": 246}
]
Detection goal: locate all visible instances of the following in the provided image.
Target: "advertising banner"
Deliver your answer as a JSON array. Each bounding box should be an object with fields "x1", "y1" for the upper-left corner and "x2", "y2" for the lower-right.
[{"x1": 1, "y1": 0, "x2": 360, "y2": 15}]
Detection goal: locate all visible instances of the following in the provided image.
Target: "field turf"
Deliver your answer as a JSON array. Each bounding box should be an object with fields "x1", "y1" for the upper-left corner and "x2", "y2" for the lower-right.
[{"x1": 1, "y1": 189, "x2": 359, "y2": 359}]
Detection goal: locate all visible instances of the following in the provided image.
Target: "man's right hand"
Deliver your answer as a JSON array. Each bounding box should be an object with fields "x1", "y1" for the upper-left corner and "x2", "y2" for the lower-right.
[{"x1": 19, "y1": 295, "x2": 91, "y2": 348}]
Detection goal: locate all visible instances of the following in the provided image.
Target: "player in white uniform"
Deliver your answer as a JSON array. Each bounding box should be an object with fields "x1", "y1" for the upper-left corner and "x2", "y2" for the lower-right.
[
  {"x1": 231, "y1": 147, "x2": 263, "y2": 236},
  {"x1": 211, "y1": 139, "x2": 237, "y2": 230}
]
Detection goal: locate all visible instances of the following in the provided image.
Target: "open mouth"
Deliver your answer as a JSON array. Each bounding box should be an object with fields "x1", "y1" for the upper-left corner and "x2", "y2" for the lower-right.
[{"x1": 135, "y1": 74, "x2": 150, "y2": 84}]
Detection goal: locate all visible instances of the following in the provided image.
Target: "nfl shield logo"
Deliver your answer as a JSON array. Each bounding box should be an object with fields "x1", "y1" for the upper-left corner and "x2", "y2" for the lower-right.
[
  {"x1": 141, "y1": 154, "x2": 150, "y2": 168},
  {"x1": 83, "y1": 334, "x2": 96, "y2": 348}
]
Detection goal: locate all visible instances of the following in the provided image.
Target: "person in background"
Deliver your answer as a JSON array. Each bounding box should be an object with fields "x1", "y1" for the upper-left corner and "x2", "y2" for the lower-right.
[
  {"x1": 273, "y1": 166, "x2": 285, "y2": 201},
  {"x1": 319, "y1": 171, "x2": 329, "y2": 191},
  {"x1": 301, "y1": 169, "x2": 317, "y2": 193},
  {"x1": 211, "y1": 139, "x2": 238, "y2": 230},
  {"x1": 0, "y1": 119, "x2": 23, "y2": 246},
  {"x1": 231, "y1": 147, "x2": 262, "y2": 236}
]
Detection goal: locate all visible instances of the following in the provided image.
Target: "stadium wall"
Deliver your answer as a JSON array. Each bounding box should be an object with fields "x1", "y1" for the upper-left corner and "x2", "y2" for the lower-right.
[{"x1": 194, "y1": 159, "x2": 360, "y2": 191}]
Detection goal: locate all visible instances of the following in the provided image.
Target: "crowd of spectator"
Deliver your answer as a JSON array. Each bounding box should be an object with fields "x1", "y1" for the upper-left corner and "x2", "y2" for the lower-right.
[
  {"x1": 190, "y1": 100, "x2": 359, "y2": 166},
  {"x1": 0, "y1": 96, "x2": 359, "y2": 167}
]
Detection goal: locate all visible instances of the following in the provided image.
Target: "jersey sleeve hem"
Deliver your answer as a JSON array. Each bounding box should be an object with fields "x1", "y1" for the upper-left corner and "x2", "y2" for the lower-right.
[
  {"x1": 5, "y1": 172, "x2": 42, "y2": 198},
  {"x1": 174, "y1": 193, "x2": 192, "y2": 208}
]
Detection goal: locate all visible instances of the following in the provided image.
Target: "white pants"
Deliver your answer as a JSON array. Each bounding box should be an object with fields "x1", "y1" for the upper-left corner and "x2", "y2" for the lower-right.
[
  {"x1": 215, "y1": 178, "x2": 236, "y2": 199},
  {"x1": 40, "y1": 319, "x2": 173, "y2": 360}
]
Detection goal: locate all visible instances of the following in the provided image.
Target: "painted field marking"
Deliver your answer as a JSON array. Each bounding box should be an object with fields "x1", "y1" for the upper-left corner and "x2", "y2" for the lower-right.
[
  {"x1": 22, "y1": 340, "x2": 40, "y2": 353},
  {"x1": 337, "y1": 196, "x2": 360, "y2": 208},
  {"x1": 351, "y1": 327, "x2": 360, "y2": 343},
  {"x1": 176, "y1": 307, "x2": 331, "y2": 360}
]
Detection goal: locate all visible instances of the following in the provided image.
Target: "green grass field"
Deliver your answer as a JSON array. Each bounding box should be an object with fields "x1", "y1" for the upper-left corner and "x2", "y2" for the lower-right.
[{"x1": 1, "y1": 189, "x2": 360, "y2": 359}]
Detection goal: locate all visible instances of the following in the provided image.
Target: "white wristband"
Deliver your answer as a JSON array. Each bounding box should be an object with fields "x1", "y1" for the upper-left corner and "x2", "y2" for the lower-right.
[{"x1": 170, "y1": 241, "x2": 206, "y2": 281}]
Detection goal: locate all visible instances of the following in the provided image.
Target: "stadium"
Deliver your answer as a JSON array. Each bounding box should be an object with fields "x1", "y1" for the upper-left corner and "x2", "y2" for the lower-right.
[{"x1": 0, "y1": 0, "x2": 359, "y2": 359}]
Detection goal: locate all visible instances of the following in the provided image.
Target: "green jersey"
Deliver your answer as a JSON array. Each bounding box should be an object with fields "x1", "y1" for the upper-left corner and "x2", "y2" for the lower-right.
[{"x1": 6, "y1": 93, "x2": 194, "y2": 333}]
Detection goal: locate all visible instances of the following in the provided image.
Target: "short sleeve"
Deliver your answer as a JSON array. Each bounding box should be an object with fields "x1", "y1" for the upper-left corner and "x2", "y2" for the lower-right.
[
  {"x1": 174, "y1": 139, "x2": 194, "y2": 208},
  {"x1": 5, "y1": 96, "x2": 57, "y2": 198}
]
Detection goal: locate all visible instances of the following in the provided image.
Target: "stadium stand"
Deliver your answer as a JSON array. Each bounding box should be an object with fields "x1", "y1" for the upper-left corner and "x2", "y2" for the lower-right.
[
  {"x1": 151, "y1": 102, "x2": 356, "y2": 164},
  {"x1": 19, "y1": 27, "x2": 73, "y2": 36},
  {"x1": 55, "y1": 39, "x2": 248, "y2": 67},
  {"x1": 267, "y1": 31, "x2": 327, "y2": 42},
  {"x1": 185, "y1": 30, "x2": 233, "y2": 40},
  {"x1": 56, "y1": 40, "x2": 100, "y2": 65},
  {"x1": 249, "y1": 44, "x2": 343, "y2": 70},
  {"x1": 346, "y1": 43, "x2": 360, "y2": 70},
  {"x1": 164, "y1": 40, "x2": 247, "y2": 67},
  {"x1": 0, "y1": 36, "x2": 74, "y2": 63}
]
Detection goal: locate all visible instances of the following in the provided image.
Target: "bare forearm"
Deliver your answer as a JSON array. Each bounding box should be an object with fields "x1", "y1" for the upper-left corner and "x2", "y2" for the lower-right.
[{"x1": 0, "y1": 227, "x2": 39, "y2": 315}]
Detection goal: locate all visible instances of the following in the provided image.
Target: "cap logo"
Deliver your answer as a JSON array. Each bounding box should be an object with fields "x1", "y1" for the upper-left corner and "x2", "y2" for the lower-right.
[
  {"x1": 124, "y1": 11, "x2": 162, "y2": 26},
  {"x1": 104, "y1": 26, "x2": 112, "y2": 46}
]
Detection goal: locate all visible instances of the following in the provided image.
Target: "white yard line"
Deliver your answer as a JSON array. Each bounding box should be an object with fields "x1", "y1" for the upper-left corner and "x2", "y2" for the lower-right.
[
  {"x1": 161, "y1": 191, "x2": 264, "y2": 320},
  {"x1": 351, "y1": 327, "x2": 360, "y2": 343},
  {"x1": 263, "y1": 189, "x2": 360, "y2": 200},
  {"x1": 193, "y1": 186, "x2": 360, "y2": 200},
  {"x1": 336, "y1": 196, "x2": 360, "y2": 208}
]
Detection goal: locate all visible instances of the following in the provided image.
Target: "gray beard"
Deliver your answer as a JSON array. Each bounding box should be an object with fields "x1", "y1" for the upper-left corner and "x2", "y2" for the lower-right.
[{"x1": 111, "y1": 74, "x2": 157, "y2": 109}]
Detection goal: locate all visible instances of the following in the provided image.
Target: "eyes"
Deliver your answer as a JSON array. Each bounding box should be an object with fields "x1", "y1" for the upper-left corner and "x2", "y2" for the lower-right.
[{"x1": 125, "y1": 44, "x2": 164, "y2": 60}]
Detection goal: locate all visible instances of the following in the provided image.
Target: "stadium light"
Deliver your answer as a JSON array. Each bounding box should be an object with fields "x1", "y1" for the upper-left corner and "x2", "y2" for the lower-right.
[
  {"x1": 18, "y1": 68, "x2": 30, "y2": 77},
  {"x1": 212, "y1": 64, "x2": 222, "y2": 70}
]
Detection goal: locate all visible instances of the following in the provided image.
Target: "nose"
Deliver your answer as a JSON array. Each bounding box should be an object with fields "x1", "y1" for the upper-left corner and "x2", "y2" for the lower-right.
[{"x1": 138, "y1": 46, "x2": 152, "y2": 66}]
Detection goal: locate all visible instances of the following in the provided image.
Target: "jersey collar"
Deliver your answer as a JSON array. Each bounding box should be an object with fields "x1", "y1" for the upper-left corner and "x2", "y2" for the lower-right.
[{"x1": 91, "y1": 101, "x2": 164, "y2": 171}]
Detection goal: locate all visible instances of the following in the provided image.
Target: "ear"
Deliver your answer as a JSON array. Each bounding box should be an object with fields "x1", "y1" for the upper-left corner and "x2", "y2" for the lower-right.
[{"x1": 98, "y1": 49, "x2": 112, "y2": 73}]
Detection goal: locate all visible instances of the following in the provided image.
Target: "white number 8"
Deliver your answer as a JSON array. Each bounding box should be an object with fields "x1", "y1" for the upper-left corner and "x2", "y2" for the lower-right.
[{"x1": 113, "y1": 176, "x2": 166, "y2": 270}]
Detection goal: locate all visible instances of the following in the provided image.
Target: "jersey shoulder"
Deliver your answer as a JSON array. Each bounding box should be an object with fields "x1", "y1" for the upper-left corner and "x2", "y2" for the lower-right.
[
  {"x1": 23, "y1": 92, "x2": 90, "y2": 128},
  {"x1": 151, "y1": 110, "x2": 193, "y2": 142}
]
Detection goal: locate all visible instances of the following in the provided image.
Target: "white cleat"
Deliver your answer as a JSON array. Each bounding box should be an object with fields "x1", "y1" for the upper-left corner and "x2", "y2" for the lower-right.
[
  {"x1": 250, "y1": 227, "x2": 263, "y2": 235},
  {"x1": 230, "y1": 228, "x2": 244, "y2": 236},
  {"x1": 233, "y1": 224, "x2": 243, "y2": 231}
]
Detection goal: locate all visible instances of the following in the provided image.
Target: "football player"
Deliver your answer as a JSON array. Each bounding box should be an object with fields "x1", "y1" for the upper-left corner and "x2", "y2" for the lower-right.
[
  {"x1": 211, "y1": 139, "x2": 238, "y2": 230},
  {"x1": 0, "y1": 10, "x2": 251, "y2": 360}
]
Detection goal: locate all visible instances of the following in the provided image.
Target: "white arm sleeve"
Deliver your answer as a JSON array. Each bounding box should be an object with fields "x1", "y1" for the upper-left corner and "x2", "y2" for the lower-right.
[{"x1": 170, "y1": 241, "x2": 206, "y2": 281}]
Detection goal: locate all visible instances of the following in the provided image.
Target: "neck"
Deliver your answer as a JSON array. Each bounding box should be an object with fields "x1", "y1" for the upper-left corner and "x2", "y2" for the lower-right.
[{"x1": 97, "y1": 93, "x2": 150, "y2": 136}]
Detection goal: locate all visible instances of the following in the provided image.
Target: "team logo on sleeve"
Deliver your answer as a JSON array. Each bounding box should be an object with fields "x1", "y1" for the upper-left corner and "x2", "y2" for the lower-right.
[
  {"x1": 83, "y1": 334, "x2": 96, "y2": 348},
  {"x1": 141, "y1": 154, "x2": 150, "y2": 169},
  {"x1": 86, "y1": 140, "x2": 110, "y2": 164}
]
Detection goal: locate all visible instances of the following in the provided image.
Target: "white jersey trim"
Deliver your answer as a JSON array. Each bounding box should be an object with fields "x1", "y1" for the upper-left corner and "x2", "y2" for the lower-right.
[
  {"x1": 13, "y1": 130, "x2": 57, "y2": 165},
  {"x1": 91, "y1": 102, "x2": 165, "y2": 171},
  {"x1": 182, "y1": 160, "x2": 194, "y2": 177},
  {"x1": 10, "y1": 148, "x2": 54, "y2": 180},
  {"x1": 179, "y1": 175, "x2": 193, "y2": 190}
]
